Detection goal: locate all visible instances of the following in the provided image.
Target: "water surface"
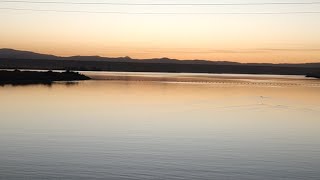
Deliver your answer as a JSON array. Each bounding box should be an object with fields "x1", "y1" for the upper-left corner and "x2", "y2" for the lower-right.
[{"x1": 0, "y1": 73, "x2": 320, "y2": 179}]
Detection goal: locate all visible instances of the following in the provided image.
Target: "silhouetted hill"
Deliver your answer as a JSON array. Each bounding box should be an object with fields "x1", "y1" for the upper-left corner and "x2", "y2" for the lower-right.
[
  {"x1": 0, "y1": 48, "x2": 60, "y2": 60},
  {"x1": 1, "y1": 48, "x2": 319, "y2": 68}
]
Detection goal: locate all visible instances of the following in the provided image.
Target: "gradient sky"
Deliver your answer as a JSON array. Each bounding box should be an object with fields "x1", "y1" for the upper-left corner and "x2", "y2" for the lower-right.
[{"x1": 0, "y1": 0, "x2": 320, "y2": 63}]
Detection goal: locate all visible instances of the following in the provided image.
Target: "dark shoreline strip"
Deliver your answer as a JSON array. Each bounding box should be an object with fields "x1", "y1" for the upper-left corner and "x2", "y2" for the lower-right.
[{"x1": 0, "y1": 70, "x2": 91, "y2": 85}]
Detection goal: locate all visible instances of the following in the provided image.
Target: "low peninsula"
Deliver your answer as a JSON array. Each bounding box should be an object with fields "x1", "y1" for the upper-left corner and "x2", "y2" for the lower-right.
[
  {"x1": 306, "y1": 72, "x2": 320, "y2": 79},
  {"x1": 0, "y1": 70, "x2": 91, "y2": 85}
]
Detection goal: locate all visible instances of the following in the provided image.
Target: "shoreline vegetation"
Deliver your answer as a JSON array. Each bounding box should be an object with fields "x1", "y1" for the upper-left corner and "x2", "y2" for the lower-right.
[{"x1": 0, "y1": 70, "x2": 91, "y2": 85}]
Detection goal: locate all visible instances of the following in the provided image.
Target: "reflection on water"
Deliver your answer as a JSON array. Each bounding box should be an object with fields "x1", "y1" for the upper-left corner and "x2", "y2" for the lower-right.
[
  {"x1": 0, "y1": 73, "x2": 320, "y2": 180},
  {"x1": 85, "y1": 71, "x2": 320, "y2": 87}
]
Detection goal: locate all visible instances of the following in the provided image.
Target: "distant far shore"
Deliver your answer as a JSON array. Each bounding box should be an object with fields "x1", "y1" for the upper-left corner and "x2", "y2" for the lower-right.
[
  {"x1": 1, "y1": 58, "x2": 320, "y2": 77},
  {"x1": 0, "y1": 70, "x2": 91, "y2": 85},
  {"x1": 1, "y1": 48, "x2": 320, "y2": 77}
]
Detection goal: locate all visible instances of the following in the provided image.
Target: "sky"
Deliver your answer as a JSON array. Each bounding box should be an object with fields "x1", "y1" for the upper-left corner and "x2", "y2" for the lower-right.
[{"x1": 0, "y1": 0, "x2": 320, "y2": 63}]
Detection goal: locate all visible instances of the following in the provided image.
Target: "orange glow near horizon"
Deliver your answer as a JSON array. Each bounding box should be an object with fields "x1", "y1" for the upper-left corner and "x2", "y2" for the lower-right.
[{"x1": 2, "y1": 45, "x2": 319, "y2": 63}]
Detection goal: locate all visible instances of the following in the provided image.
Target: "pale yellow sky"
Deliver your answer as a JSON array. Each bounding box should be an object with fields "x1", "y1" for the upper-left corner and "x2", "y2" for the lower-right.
[{"x1": 0, "y1": 0, "x2": 320, "y2": 63}]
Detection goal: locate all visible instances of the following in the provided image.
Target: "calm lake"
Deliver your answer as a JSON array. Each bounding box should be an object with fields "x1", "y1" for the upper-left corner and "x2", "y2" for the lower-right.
[{"x1": 0, "y1": 72, "x2": 320, "y2": 180}]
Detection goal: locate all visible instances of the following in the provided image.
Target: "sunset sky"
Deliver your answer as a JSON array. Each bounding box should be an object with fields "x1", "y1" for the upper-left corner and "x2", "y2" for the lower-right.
[{"x1": 0, "y1": 0, "x2": 320, "y2": 63}]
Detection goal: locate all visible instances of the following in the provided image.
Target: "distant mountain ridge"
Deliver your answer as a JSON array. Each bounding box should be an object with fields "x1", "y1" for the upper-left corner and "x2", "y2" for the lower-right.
[{"x1": 1, "y1": 48, "x2": 319, "y2": 68}]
